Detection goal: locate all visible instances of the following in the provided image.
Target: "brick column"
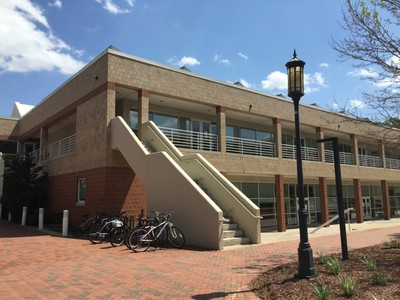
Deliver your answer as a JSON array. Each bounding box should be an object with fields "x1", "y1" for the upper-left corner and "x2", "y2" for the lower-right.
[
  {"x1": 319, "y1": 177, "x2": 329, "y2": 225},
  {"x1": 273, "y1": 118, "x2": 282, "y2": 159},
  {"x1": 39, "y1": 127, "x2": 48, "y2": 162},
  {"x1": 351, "y1": 134, "x2": 359, "y2": 166},
  {"x1": 275, "y1": 175, "x2": 286, "y2": 232},
  {"x1": 138, "y1": 89, "x2": 149, "y2": 139},
  {"x1": 216, "y1": 106, "x2": 226, "y2": 153},
  {"x1": 353, "y1": 178, "x2": 363, "y2": 223},
  {"x1": 316, "y1": 127, "x2": 325, "y2": 162},
  {"x1": 381, "y1": 180, "x2": 390, "y2": 220}
]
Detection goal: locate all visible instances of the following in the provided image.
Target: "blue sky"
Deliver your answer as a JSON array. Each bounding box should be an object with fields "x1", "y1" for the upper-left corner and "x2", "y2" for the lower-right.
[{"x1": 0, "y1": 0, "x2": 371, "y2": 117}]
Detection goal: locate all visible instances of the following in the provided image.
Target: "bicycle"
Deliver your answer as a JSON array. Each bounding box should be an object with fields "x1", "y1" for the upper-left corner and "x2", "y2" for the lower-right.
[
  {"x1": 71, "y1": 211, "x2": 107, "y2": 237},
  {"x1": 88, "y1": 212, "x2": 127, "y2": 246},
  {"x1": 129, "y1": 211, "x2": 185, "y2": 252}
]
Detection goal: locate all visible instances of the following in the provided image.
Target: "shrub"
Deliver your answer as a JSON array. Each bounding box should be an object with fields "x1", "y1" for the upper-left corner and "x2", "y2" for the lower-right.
[
  {"x1": 326, "y1": 256, "x2": 341, "y2": 276},
  {"x1": 311, "y1": 282, "x2": 330, "y2": 300},
  {"x1": 317, "y1": 251, "x2": 329, "y2": 265},
  {"x1": 361, "y1": 255, "x2": 377, "y2": 271},
  {"x1": 394, "y1": 255, "x2": 400, "y2": 265},
  {"x1": 338, "y1": 276, "x2": 357, "y2": 296},
  {"x1": 373, "y1": 271, "x2": 388, "y2": 286},
  {"x1": 383, "y1": 239, "x2": 400, "y2": 249}
]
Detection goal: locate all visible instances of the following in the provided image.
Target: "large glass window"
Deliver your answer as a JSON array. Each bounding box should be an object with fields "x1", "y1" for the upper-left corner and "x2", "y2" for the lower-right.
[
  {"x1": 154, "y1": 113, "x2": 178, "y2": 129},
  {"x1": 0, "y1": 140, "x2": 18, "y2": 155},
  {"x1": 129, "y1": 110, "x2": 138, "y2": 131}
]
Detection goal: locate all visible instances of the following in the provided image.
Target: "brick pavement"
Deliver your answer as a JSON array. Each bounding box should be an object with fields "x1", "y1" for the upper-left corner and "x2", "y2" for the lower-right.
[{"x1": 0, "y1": 220, "x2": 399, "y2": 299}]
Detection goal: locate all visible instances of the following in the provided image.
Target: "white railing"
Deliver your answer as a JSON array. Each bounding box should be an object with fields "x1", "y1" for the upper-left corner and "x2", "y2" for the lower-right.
[
  {"x1": 324, "y1": 150, "x2": 354, "y2": 165},
  {"x1": 386, "y1": 158, "x2": 400, "y2": 170},
  {"x1": 159, "y1": 127, "x2": 218, "y2": 152},
  {"x1": 226, "y1": 136, "x2": 275, "y2": 157},
  {"x1": 282, "y1": 144, "x2": 320, "y2": 161},
  {"x1": 359, "y1": 154, "x2": 382, "y2": 168},
  {"x1": 44, "y1": 134, "x2": 76, "y2": 161},
  {"x1": 29, "y1": 149, "x2": 41, "y2": 163}
]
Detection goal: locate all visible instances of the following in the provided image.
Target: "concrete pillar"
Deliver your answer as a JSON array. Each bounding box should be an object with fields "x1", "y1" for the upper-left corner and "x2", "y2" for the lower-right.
[
  {"x1": 381, "y1": 180, "x2": 390, "y2": 220},
  {"x1": 378, "y1": 140, "x2": 386, "y2": 168},
  {"x1": 38, "y1": 208, "x2": 44, "y2": 230},
  {"x1": 319, "y1": 177, "x2": 329, "y2": 224},
  {"x1": 62, "y1": 210, "x2": 69, "y2": 236},
  {"x1": 316, "y1": 127, "x2": 325, "y2": 162},
  {"x1": 275, "y1": 175, "x2": 286, "y2": 232},
  {"x1": 353, "y1": 178, "x2": 363, "y2": 223},
  {"x1": 138, "y1": 89, "x2": 149, "y2": 139},
  {"x1": 273, "y1": 118, "x2": 282, "y2": 159},
  {"x1": 351, "y1": 134, "x2": 359, "y2": 166},
  {"x1": 216, "y1": 106, "x2": 226, "y2": 153},
  {"x1": 39, "y1": 127, "x2": 48, "y2": 161}
]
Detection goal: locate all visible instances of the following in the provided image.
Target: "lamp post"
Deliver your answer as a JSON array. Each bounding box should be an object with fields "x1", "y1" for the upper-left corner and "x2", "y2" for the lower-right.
[{"x1": 285, "y1": 50, "x2": 315, "y2": 278}]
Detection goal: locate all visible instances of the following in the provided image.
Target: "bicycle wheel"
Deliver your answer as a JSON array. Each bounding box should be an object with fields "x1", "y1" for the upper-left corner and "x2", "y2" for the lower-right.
[
  {"x1": 110, "y1": 226, "x2": 126, "y2": 247},
  {"x1": 88, "y1": 223, "x2": 104, "y2": 244},
  {"x1": 167, "y1": 226, "x2": 185, "y2": 248},
  {"x1": 130, "y1": 228, "x2": 151, "y2": 252}
]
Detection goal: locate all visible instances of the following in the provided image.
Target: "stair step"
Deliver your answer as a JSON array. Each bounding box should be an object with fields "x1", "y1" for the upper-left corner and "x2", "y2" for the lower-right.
[
  {"x1": 222, "y1": 236, "x2": 251, "y2": 247},
  {"x1": 223, "y1": 223, "x2": 238, "y2": 230},
  {"x1": 223, "y1": 229, "x2": 244, "y2": 239}
]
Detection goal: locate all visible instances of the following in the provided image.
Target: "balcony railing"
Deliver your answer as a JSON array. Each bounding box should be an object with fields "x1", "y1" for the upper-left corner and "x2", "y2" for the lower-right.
[
  {"x1": 282, "y1": 144, "x2": 319, "y2": 161},
  {"x1": 29, "y1": 149, "x2": 41, "y2": 163},
  {"x1": 159, "y1": 127, "x2": 218, "y2": 152},
  {"x1": 359, "y1": 154, "x2": 382, "y2": 168},
  {"x1": 386, "y1": 158, "x2": 400, "y2": 170},
  {"x1": 226, "y1": 136, "x2": 275, "y2": 157},
  {"x1": 324, "y1": 150, "x2": 354, "y2": 165},
  {"x1": 44, "y1": 134, "x2": 76, "y2": 161}
]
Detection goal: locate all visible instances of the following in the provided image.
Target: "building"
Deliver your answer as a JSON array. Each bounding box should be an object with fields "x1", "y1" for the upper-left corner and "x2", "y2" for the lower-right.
[{"x1": 0, "y1": 46, "x2": 399, "y2": 249}]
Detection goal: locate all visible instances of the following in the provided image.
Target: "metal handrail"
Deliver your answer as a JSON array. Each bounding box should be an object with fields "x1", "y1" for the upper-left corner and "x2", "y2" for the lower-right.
[
  {"x1": 226, "y1": 136, "x2": 275, "y2": 157},
  {"x1": 359, "y1": 154, "x2": 382, "y2": 168},
  {"x1": 310, "y1": 208, "x2": 355, "y2": 234},
  {"x1": 159, "y1": 127, "x2": 218, "y2": 152},
  {"x1": 386, "y1": 158, "x2": 400, "y2": 170},
  {"x1": 282, "y1": 144, "x2": 319, "y2": 161},
  {"x1": 325, "y1": 150, "x2": 354, "y2": 165}
]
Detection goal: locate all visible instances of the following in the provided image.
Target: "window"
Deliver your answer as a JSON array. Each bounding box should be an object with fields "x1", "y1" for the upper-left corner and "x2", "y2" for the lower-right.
[
  {"x1": 77, "y1": 178, "x2": 86, "y2": 205},
  {"x1": 0, "y1": 140, "x2": 18, "y2": 154}
]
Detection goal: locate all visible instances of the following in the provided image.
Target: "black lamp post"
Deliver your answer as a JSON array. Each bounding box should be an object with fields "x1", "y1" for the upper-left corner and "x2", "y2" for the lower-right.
[{"x1": 285, "y1": 50, "x2": 315, "y2": 278}]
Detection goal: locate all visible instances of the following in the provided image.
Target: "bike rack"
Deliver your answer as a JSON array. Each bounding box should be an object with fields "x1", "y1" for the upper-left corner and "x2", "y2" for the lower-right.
[{"x1": 310, "y1": 208, "x2": 355, "y2": 234}]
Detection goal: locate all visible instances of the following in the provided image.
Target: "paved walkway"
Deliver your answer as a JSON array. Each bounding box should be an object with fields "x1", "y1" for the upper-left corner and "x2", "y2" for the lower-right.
[{"x1": 0, "y1": 219, "x2": 399, "y2": 299}]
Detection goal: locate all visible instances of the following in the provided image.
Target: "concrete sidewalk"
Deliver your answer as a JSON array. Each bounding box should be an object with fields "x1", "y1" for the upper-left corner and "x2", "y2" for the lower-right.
[{"x1": 0, "y1": 219, "x2": 399, "y2": 299}]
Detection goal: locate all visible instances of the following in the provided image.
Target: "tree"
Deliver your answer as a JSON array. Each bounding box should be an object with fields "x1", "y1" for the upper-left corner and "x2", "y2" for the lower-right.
[
  {"x1": 2, "y1": 155, "x2": 47, "y2": 223},
  {"x1": 331, "y1": 0, "x2": 400, "y2": 122}
]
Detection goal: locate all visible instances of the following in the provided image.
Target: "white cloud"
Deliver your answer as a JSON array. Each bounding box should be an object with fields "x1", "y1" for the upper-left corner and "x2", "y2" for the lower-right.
[
  {"x1": 168, "y1": 56, "x2": 200, "y2": 67},
  {"x1": 261, "y1": 71, "x2": 287, "y2": 90},
  {"x1": 48, "y1": 0, "x2": 62, "y2": 9},
  {"x1": 349, "y1": 99, "x2": 365, "y2": 109},
  {"x1": 0, "y1": 0, "x2": 85, "y2": 75},
  {"x1": 347, "y1": 68, "x2": 379, "y2": 78},
  {"x1": 261, "y1": 71, "x2": 326, "y2": 94},
  {"x1": 95, "y1": 0, "x2": 134, "y2": 14},
  {"x1": 213, "y1": 54, "x2": 230, "y2": 66},
  {"x1": 238, "y1": 52, "x2": 248, "y2": 62},
  {"x1": 238, "y1": 78, "x2": 254, "y2": 89},
  {"x1": 320, "y1": 62, "x2": 329, "y2": 68}
]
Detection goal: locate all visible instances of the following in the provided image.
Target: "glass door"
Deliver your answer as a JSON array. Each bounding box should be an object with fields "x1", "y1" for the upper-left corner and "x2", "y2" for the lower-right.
[{"x1": 362, "y1": 197, "x2": 372, "y2": 219}]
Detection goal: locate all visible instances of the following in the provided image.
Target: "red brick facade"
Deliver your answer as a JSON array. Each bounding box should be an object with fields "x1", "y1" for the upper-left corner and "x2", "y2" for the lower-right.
[
  {"x1": 47, "y1": 167, "x2": 146, "y2": 225},
  {"x1": 275, "y1": 175, "x2": 286, "y2": 232}
]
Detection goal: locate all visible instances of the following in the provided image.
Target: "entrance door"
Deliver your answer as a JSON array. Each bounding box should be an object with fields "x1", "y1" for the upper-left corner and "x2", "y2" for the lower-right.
[
  {"x1": 295, "y1": 198, "x2": 311, "y2": 224},
  {"x1": 192, "y1": 120, "x2": 213, "y2": 150},
  {"x1": 362, "y1": 197, "x2": 372, "y2": 218}
]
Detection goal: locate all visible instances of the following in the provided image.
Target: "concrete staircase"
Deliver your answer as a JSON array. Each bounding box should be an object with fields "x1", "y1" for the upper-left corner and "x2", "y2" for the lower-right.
[
  {"x1": 222, "y1": 214, "x2": 250, "y2": 247},
  {"x1": 194, "y1": 179, "x2": 251, "y2": 247}
]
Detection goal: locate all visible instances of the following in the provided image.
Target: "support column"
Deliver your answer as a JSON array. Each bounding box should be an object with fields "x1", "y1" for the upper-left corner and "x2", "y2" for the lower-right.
[
  {"x1": 319, "y1": 177, "x2": 329, "y2": 224},
  {"x1": 353, "y1": 179, "x2": 363, "y2": 223},
  {"x1": 216, "y1": 106, "x2": 226, "y2": 153},
  {"x1": 275, "y1": 175, "x2": 286, "y2": 232},
  {"x1": 351, "y1": 134, "x2": 359, "y2": 166},
  {"x1": 39, "y1": 127, "x2": 48, "y2": 161},
  {"x1": 138, "y1": 89, "x2": 149, "y2": 139},
  {"x1": 273, "y1": 118, "x2": 282, "y2": 159},
  {"x1": 378, "y1": 140, "x2": 386, "y2": 168},
  {"x1": 381, "y1": 180, "x2": 390, "y2": 220},
  {"x1": 316, "y1": 127, "x2": 325, "y2": 162}
]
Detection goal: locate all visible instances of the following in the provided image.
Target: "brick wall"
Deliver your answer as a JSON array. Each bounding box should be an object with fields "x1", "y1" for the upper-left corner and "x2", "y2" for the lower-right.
[{"x1": 47, "y1": 166, "x2": 146, "y2": 225}]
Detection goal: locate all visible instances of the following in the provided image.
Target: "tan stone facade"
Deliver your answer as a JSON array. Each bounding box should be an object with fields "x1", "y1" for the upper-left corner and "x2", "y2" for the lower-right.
[{"x1": 1, "y1": 47, "x2": 400, "y2": 232}]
